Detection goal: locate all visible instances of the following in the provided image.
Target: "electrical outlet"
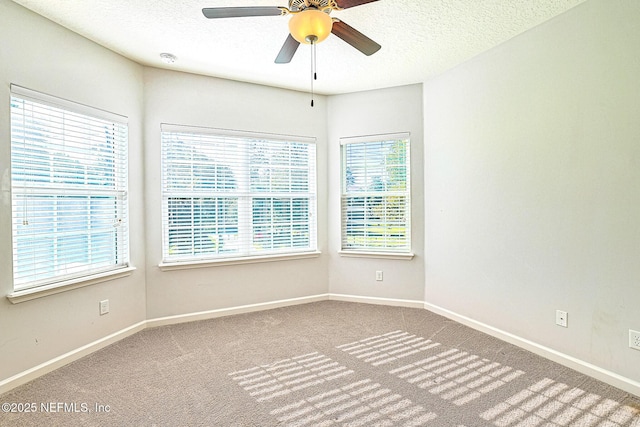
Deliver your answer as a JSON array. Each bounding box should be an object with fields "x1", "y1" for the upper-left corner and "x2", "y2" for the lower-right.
[
  {"x1": 555, "y1": 310, "x2": 568, "y2": 328},
  {"x1": 99, "y1": 299, "x2": 109, "y2": 315},
  {"x1": 630, "y1": 330, "x2": 640, "y2": 351},
  {"x1": 375, "y1": 271, "x2": 383, "y2": 281}
]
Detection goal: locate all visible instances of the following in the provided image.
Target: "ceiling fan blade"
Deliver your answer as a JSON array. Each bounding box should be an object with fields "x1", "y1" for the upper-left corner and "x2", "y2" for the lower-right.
[
  {"x1": 202, "y1": 7, "x2": 285, "y2": 19},
  {"x1": 331, "y1": 20, "x2": 381, "y2": 56},
  {"x1": 333, "y1": 0, "x2": 379, "y2": 9},
  {"x1": 275, "y1": 34, "x2": 300, "y2": 64}
]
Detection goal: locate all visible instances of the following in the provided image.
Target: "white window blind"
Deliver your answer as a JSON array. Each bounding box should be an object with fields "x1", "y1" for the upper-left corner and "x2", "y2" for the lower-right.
[
  {"x1": 10, "y1": 86, "x2": 129, "y2": 291},
  {"x1": 341, "y1": 133, "x2": 411, "y2": 252},
  {"x1": 161, "y1": 125, "x2": 317, "y2": 263}
]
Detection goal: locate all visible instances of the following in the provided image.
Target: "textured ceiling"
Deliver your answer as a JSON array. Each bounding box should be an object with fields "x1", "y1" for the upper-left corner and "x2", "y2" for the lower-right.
[{"x1": 11, "y1": 0, "x2": 586, "y2": 95}]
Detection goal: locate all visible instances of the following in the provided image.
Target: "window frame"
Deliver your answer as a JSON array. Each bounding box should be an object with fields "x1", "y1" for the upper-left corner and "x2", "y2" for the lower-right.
[
  {"x1": 339, "y1": 133, "x2": 413, "y2": 259},
  {"x1": 159, "y1": 124, "x2": 319, "y2": 269},
  {"x1": 8, "y1": 85, "x2": 132, "y2": 301}
]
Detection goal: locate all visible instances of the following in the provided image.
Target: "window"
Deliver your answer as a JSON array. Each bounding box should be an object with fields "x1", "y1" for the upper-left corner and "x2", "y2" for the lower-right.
[
  {"x1": 161, "y1": 125, "x2": 317, "y2": 264},
  {"x1": 10, "y1": 86, "x2": 129, "y2": 292},
  {"x1": 341, "y1": 133, "x2": 411, "y2": 254}
]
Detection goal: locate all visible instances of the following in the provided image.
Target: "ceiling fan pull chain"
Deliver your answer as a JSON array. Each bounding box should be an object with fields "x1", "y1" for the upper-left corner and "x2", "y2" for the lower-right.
[
  {"x1": 311, "y1": 38, "x2": 316, "y2": 107},
  {"x1": 313, "y1": 36, "x2": 318, "y2": 81}
]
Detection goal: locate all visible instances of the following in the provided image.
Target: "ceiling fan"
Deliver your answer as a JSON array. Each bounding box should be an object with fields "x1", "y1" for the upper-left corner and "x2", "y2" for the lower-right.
[{"x1": 202, "y1": 0, "x2": 381, "y2": 64}]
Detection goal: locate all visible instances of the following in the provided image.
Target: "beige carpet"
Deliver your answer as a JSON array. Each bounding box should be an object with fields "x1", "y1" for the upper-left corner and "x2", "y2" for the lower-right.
[{"x1": 1, "y1": 301, "x2": 639, "y2": 426}]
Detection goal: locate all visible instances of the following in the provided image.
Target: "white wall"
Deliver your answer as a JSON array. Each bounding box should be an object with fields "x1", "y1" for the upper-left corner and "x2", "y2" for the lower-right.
[
  {"x1": 327, "y1": 85, "x2": 425, "y2": 302},
  {"x1": 423, "y1": 0, "x2": 640, "y2": 383},
  {"x1": 0, "y1": 0, "x2": 146, "y2": 381},
  {"x1": 143, "y1": 68, "x2": 329, "y2": 319}
]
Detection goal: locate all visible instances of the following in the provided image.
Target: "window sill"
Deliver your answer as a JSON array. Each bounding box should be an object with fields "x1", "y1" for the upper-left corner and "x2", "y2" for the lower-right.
[
  {"x1": 7, "y1": 266, "x2": 136, "y2": 304},
  {"x1": 338, "y1": 250, "x2": 415, "y2": 260},
  {"x1": 158, "y1": 251, "x2": 322, "y2": 271}
]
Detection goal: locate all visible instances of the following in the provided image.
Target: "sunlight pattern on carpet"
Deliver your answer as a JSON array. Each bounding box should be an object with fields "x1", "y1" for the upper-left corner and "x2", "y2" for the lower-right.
[
  {"x1": 340, "y1": 330, "x2": 524, "y2": 407},
  {"x1": 337, "y1": 330, "x2": 441, "y2": 366},
  {"x1": 229, "y1": 352, "x2": 353, "y2": 402},
  {"x1": 480, "y1": 378, "x2": 640, "y2": 427},
  {"x1": 389, "y1": 347, "x2": 525, "y2": 406},
  {"x1": 229, "y1": 330, "x2": 640, "y2": 426},
  {"x1": 229, "y1": 352, "x2": 437, "y2": 426},
  {"x1": 268, "y1": 378, "x2": 436, "y2": 427}
]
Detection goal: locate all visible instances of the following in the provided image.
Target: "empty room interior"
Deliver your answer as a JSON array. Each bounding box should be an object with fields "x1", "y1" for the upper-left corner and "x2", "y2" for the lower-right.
[{"x1": 1, "y1": 0, "x2": 639, "y2": 425}]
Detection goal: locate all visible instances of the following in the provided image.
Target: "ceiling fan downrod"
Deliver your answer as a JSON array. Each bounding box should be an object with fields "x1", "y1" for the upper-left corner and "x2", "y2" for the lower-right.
[{"x1": 310, "y1": 36, "x2": 318, "y2": 107}]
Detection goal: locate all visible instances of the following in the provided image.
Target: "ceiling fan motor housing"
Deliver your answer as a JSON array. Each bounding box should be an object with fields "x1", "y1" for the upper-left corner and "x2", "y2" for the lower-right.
[{"x1": 289, "y1": 0, "x2": 337, "y2": 12}]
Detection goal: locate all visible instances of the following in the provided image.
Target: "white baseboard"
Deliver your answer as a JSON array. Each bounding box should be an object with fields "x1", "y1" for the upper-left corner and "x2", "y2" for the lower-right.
[
  {"x1": 0, "y1": 321, "x2": 146, "y2": 395},
  {"x1": 0, "y1": 294, "x2": 332, "y2": 395},
  {"x1": 4, "y1": 295, "x2": 637, "y2": 399},
  {"x1": 146, "y1": 294, "x2": 423, "y2": 329},
  {"x1": 329, "y1": 293, "x2": 425, "y2": 309},
  {"x1": 146, "y1": 294, "x2": 330, "y2": 328},
  {"x1": 424, "y1": 302, "x2": 640, "y2": 398},
  {"x1": 0, "y1": 293, "x2": 417, "y2": 395}
]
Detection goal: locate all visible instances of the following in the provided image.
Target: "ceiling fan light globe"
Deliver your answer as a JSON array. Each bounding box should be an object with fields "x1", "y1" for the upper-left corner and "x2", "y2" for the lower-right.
[{"x1": 289, "y1": 9, "x2": 333, "y2": 44}]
